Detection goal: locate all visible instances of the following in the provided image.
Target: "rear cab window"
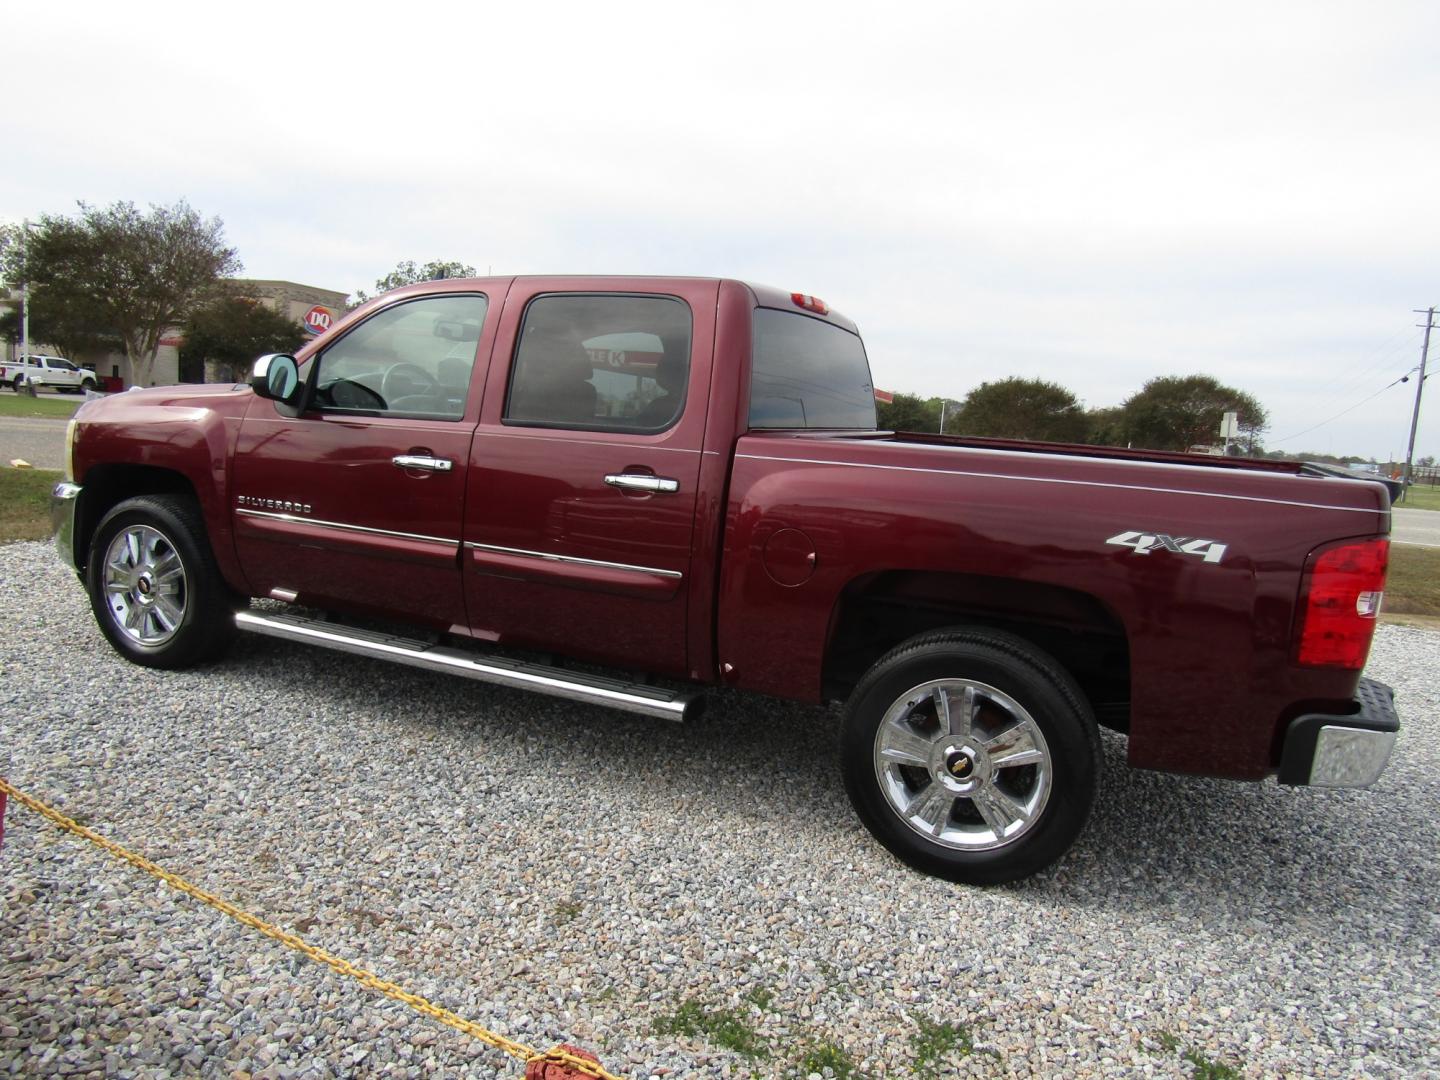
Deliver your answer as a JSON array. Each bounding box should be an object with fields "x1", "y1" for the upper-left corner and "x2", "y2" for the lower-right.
[{"x1": 749, "y1": 308, "x2": 877, "y2": 429}]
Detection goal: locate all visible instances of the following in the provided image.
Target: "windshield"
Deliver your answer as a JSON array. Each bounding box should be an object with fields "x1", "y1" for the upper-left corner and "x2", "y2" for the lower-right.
[{"x1": 749, "y1": 309, "x2": 876, "y2": 429}]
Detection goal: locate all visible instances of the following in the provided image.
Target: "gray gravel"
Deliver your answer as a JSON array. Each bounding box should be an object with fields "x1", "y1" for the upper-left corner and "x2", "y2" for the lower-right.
[{"x1": 1, "y1": 539, "x2": 1436, "y2": 1079}]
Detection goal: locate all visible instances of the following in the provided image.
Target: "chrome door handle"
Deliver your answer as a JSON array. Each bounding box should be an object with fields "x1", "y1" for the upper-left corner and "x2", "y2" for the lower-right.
[
  {"x1": 604, "y1": 473, "x2": 680, "y2": 494},
  {"x1": 392, "y1": 454, "x2": 454, "y2": 472}
]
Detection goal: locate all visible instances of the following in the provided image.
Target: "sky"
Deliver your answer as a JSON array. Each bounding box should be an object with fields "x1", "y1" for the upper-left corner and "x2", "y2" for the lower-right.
[{"x1": 4, "y1": 1, "x2": 1437, "y2": 461}]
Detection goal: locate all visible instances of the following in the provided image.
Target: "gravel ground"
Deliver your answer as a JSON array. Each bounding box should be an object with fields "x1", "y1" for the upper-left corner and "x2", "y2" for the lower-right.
[{"x1": 1, "y1": 539, "x2": 1436, "y2": 1079}]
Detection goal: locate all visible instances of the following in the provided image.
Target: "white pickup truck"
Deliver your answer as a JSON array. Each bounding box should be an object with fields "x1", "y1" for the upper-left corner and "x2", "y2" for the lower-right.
[{"x1": 0, "y1": 355, "x2": 100, "y2": 393}]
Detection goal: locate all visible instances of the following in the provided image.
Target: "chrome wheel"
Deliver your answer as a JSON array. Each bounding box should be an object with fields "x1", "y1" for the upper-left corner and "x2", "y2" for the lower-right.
[
  {"x1": 102, "y1": 524, "x2": 188, "y2": 645},
  {"x1": 873, "y1": 678, "x2": 1052, "y2": 851}
]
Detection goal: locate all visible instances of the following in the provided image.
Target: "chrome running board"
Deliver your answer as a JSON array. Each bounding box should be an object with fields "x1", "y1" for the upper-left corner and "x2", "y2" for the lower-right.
[{"x1": 235, "y1": 610, "x2": 701, "y2": 722}]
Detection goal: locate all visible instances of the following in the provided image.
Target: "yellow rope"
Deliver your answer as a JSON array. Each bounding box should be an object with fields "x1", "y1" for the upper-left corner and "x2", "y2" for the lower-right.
[{"x1": 0, "y1": 777, "x2": 620, "y2": 1080}]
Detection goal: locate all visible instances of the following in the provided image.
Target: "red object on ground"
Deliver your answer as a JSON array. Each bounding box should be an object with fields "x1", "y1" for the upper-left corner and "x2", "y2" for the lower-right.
[
  {"x1": 525, "y1": 1045, "x2": 602, "y2": 1080},
  {"x1": 0, "y1": 788, "x2": 7, "y2": 850}
]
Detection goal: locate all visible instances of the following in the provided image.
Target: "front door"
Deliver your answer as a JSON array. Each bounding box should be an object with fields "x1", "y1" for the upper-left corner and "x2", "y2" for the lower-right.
[
  {"x1": 232, "y1": 290, "x2": 497, "y2": 632},
  {"x1": 462, "y1": 279, "x2": 717, "y2": 676}
]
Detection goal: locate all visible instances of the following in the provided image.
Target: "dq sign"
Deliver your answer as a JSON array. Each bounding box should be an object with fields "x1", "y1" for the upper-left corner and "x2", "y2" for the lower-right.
[{"x1": 303, "y1": 305, "x2": 335, "y2": 336}]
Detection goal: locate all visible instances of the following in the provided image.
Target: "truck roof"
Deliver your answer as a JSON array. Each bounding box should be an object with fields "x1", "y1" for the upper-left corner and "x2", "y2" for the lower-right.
[{"x1": 353, "y1": 275, "x2": 860, "y2": 335}]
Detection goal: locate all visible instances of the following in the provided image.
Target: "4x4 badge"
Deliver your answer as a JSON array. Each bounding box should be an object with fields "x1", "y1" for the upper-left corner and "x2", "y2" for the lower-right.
[{"x1": 1106, "y1": 530, "x2": 1227, "y2": 564}]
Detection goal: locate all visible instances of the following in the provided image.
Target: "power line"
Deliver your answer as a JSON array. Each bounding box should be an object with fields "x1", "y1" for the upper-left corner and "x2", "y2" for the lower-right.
[
  {"x1": 1271, "y1": 367, "x2": 1418, "y2": 445},
  {"x1": 1299, "y1": 326, "x2": 1424, "y2": 418}
]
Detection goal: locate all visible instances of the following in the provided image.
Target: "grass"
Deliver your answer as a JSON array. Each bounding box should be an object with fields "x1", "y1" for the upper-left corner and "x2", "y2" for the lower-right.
[
  {"x1": 0, "y1": 466, "x2": 60, "y2": 542},
  {"x1": 653, "y1": 999, "x2": 769, "y2": 1060},
  {"x1": 551, "y1": 900, "x2": 583, "y2": 924},
  {"x1": 0, "y1": 392, "x2": 82, "y2": 419},
  {"x1": 792, "y1": 1039, "x2": 866, "y2": 1079},
  {"x1": 1385, "y1": 543, "x2": 1440, "y2": 617},
  {"x1": 654, "y1": 992, "x2": 993, "y2": 1078},
  {"x1": 908, "y1": 1016, "x2": 988, "y2": 1076},
  {"x1": 1395, "y1": 483, "x2": 1440, "y2": 511},
  {"x1": 1156, "y1": 1032, "x2": 1242, "y2": 1080}
]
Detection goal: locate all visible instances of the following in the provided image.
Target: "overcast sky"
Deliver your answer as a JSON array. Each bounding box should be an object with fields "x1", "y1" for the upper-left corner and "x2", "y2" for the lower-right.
[{"x1": 5, "y1": 1, "x2": 1437, "y2": 460}]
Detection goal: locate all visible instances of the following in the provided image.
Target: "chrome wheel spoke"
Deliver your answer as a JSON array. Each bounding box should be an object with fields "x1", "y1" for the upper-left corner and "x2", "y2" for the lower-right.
[
  {"x1": 936, "y1": 684, "x2": 977, "y2": 737},
  {"x1": 878, "y1": 724, "x2": 933, "y2": 768},
  {"x1": 931, "y1": 685, "x2": 952, "y2": 732},
  {"x1": 152, "y1": 596, "x2": 183, "y2": 631},
  {"x1": 152, "y1": 551, "x2": 183, "y2": 585},
  {"x1": 905, "y1": 782, "x2": 954, "y2": 837},
  {"x1": 971, "y1": 785, "x2": 1028, "y2": 838},
  {"x1": 984, "y1": 722, "x2": 1046, "y2": 769}
]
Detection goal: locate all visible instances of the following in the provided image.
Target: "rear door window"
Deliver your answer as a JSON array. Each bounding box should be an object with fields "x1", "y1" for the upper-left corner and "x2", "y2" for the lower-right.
[
  {"x1": 750, "y1": 309, "x2": 877, "y2": 429},
  {"x1": 505, "y1": 294, "x2": 692, "y2": 432}
]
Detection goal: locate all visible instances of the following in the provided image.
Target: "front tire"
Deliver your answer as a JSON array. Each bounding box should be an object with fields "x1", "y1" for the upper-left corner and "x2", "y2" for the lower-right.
[
  {"x1": 86, "y1": 495, "x2": 237, "y2": 668},
  {"x1": 842, "y1": 628, "x2": 1099, "y2": 885}
]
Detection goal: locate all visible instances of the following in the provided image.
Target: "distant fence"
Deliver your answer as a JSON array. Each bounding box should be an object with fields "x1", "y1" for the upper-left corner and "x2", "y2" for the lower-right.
[{"x1": 1411, "y1": 465, "x2": 1439, "y2": 487}]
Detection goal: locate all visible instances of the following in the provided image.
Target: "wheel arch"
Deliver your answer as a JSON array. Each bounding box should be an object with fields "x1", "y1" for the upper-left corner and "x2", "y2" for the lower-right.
[
  {"x1": 73, "y1": 465, "x2": 246, "y2": 594},
  {"x1": 822, "y1": 569, "x2": 1132, "y2": 732}
]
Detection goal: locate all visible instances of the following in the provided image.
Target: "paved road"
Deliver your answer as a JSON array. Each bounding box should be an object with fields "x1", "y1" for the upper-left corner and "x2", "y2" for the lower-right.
[
  {"x1": 0, "y1": 417, "x2": 67, "y2": 471},
  {"x1": 1392, "y1": 507, "x2": 1440, "y2": 547}
]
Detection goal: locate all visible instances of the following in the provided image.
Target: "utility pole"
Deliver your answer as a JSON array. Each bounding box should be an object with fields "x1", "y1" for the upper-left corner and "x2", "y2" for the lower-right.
[
  {"x1": 19, "y1": 219, "x2": 30, "y2": 366},
  {"x1": 939, "y1": 399, "x2": 960, "y2": 435},
  {"x1": 1403, "y1": 307, "x2": 1435, "y2": 502}
]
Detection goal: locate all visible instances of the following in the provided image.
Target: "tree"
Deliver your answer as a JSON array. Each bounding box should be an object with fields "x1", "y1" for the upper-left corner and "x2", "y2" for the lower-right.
[
  {"x1": 0, "y1": 288, "x2": 124, "y2": 360},
  {"x1": 949, "y1": 377, "x2": 1088, "y2": 442},
  {"x1": 180, "y1": 293, "x2": 306, "y2": 383},
  {"x1": 3, "y1": 200, "x2": 241, "y2": 385},
  {"x1": 352, "y1": 259, "x2": 477, "y2": 305},
  {"x1": 877, "y1": 393, "x2": 943, "y2": 432},
  {"x1": 1120, "y1": 374, "x2": 1268, "y2": 453},
  {"x1": 1082, "y1": 406, "x2": 1126, "y2": 448}
]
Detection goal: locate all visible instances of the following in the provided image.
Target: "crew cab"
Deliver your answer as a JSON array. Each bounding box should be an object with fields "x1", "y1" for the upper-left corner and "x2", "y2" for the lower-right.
[
  {"x1": 3, "y1": 354, "x2": 99, "y2": 393},
  {"x1": 50, "y1": 276, "x2": 1400, "y2": 883}
]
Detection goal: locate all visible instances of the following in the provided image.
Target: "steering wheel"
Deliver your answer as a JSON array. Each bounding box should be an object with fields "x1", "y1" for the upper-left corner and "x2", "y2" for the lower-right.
[{"x1": 381, "y1": 362, "x2": 439, "y2": 403}]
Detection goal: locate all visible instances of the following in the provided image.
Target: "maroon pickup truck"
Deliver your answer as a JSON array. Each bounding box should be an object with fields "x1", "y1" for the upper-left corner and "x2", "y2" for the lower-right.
[{"x1": 51, "y1": 276, "x2": 1400, "y2": 883}]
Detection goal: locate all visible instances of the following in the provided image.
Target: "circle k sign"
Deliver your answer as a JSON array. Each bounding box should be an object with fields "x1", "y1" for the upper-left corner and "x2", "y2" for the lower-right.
[{"x1": 303, "y1": 305, "x2": 335, "y2": 336}]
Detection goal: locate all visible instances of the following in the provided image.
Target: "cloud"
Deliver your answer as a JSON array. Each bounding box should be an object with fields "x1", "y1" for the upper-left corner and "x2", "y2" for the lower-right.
[{"x1": 3, "y1": 0, "x2": 1437, "y2": 457}]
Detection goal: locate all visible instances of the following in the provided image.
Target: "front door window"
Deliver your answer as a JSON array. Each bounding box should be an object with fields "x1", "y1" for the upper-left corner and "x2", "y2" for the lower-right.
[{"x1": 311, "y1": 295, "x2": 488, "y2": 420}]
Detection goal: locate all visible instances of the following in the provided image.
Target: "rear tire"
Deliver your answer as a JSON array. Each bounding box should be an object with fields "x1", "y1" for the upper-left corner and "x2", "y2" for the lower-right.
[
  {"x1": 86, "y1": 495, "x2": 238, "y2": 669},
  {"x1": 842, "y1": 628, "x2": 1099, "y2": 885}
]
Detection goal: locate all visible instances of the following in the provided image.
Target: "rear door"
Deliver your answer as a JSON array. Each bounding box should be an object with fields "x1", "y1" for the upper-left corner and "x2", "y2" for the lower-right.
[
  {"x1": 232, "y1": 289, "x2": 498, "y2": 631},
  {"x1": 461, "y1": 278, "x2": 717, "y2": 676}
]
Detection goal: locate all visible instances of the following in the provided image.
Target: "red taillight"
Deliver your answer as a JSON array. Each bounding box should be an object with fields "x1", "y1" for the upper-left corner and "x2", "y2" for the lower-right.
[
  {"x1": 1296, "y1": 539, "x2": 1388, "y2": 669},
  {"x1": 791, "y1": 292, "x2": 829, "y2": 315}
]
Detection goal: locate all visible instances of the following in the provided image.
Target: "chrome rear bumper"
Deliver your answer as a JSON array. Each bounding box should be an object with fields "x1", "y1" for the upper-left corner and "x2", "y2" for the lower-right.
[{"x1": 1279, "y1": 678, "x2": 1399, "y2": 788}]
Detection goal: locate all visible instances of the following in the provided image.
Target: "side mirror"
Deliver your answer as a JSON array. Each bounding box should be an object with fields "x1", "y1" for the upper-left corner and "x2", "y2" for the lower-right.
[{"x1": 251, "y1": 354, "x2": 301, "y2": 404}]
